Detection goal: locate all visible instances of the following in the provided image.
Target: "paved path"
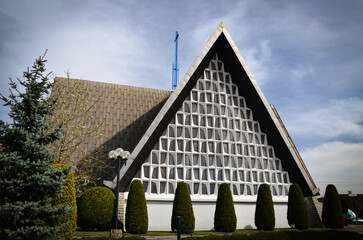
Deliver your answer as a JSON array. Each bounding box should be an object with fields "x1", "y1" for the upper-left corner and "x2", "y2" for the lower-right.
[{"x1": 344, "y1": 223, "x2": 363, "y2": 234}]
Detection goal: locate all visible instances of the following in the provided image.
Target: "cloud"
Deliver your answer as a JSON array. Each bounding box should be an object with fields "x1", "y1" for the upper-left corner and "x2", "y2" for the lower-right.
[
  {"x1": 301, "y1": 141, "x2": 363, "y2": 194},
  {"x1": 287, "y1": 97, "x2": 363, "y2": 141},
  {"x1": 242, "y1": 40, "x2": 273, "y2": 85}
]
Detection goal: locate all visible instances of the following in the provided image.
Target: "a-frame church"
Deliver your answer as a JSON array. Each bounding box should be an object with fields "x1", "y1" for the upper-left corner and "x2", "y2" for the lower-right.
[{"x1": 53, "y1": 23, "x2": 321, "y2": 231}]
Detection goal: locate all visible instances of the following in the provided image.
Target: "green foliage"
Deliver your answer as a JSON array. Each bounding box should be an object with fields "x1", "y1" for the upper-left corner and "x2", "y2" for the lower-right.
[
  {"x1": 53, "y1": 164, "x2": 77, "y2": 239},
  {"x1": 214, "y1": 183, "x2": 236, "y2": 232},
  {"x1": 254, "y1": 184, "x2": 275, "y2": 231},
  {"x1": 322, "y1": 185, "x2": 344, "y2": 229},
  {"x1": 0, "y1": 54, "x2": 71, "y2": 240},
  {"x1": 343, "y1": 214, "x2": 353, "y2": 226},
  {"x1": 287, "y1": 184, "x2": 308, "y2": 230},
  {"x1": 339, "y1": 196, "x2": 354, "y2": 215},
  {"x1": 126, "y1": 180, "x2": 148, "y2": 234},
  {"x1": 340, "y1": 195, "x2": 354, "y2": 226},
  {"x1": 171, "y1": 182, "x2": 195, "y2": 233},
  {"x1": 77, "y1": 187, "x2": 115, "y2": 230}
]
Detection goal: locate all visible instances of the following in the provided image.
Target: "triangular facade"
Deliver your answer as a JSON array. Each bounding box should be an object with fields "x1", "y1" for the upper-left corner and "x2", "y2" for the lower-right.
[
  {"x1": 134, "y1": 53, "x2": 292, "y2": 199},
  {"x1": 113, "y1": 22, "x2": 319, "y2": 201}
]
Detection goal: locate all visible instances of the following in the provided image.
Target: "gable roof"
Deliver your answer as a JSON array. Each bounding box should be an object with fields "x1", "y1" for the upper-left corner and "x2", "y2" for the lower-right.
[
  {"x1": 115, "y1": 22, "x2": 319, "y2": 196},
  {"x1": 52, "y1": 77, "x2": 171, "y2": 180}
]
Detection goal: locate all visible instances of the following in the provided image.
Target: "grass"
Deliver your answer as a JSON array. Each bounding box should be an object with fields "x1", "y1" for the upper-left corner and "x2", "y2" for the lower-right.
[
  {"x1": 74, "y1": 228, "x2": 363, "y2": 240},
  {"x1": 75, "y1": 231, "x2": 110, "y2": 236},
  {"x1": 183, "y1": 230, "x2": 363, "y2": 240}
]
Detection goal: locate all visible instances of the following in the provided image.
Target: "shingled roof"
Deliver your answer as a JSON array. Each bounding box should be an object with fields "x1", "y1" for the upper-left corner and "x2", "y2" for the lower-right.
[{"x1": 52, "y1": 77, "x2": 171, "y2": 180}]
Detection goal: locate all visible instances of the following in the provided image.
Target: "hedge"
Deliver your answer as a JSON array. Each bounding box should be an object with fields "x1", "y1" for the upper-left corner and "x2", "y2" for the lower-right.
[
  {"x1": 322, "y1": 184, "x2": 344, "y2": 228},
  {"x1": 287, "y1": 183, "x2": 308, "y2": 230},
  {"x1": 254, "y1": 184, "x2": 275, "y2": 230},
  {"x1": 77, "y1": 186, "x2": 116, "y2": 230},
  {"x1": 52, "y1": 164, "x2": 77, "y2": 240},
  {"x1": 171, "y1": 182, "x2": 195, "y2": 233},
  {"x1": 126, "y1": 180, "x2": 148, "y2": 234},
  {"x1": 214, "y1": 183, "x2": 236, "y2": 232}
]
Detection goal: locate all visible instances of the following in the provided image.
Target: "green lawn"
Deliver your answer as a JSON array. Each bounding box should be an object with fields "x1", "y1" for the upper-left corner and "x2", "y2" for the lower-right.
[
  {"x1": 183, "y1": 230, "x2": 363, "y2": 240},
  {"x1": 74, "y1": 229, "x2": 363, "y2": 240}
]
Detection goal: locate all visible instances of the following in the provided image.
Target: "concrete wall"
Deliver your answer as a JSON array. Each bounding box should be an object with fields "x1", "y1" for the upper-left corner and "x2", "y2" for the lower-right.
[{"x1": 146, "y1": 199, "x2": 289, "y2": 231}]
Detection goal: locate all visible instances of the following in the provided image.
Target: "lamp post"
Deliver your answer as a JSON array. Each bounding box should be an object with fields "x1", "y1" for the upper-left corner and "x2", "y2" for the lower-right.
[{"x1": 109, "y1": 148, "x2": 130, "y2": 230}]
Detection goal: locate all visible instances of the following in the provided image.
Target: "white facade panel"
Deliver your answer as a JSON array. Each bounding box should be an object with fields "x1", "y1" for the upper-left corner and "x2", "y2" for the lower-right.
[{"x1": 145, "y1": 199, "x2": 289, "y2": 231}]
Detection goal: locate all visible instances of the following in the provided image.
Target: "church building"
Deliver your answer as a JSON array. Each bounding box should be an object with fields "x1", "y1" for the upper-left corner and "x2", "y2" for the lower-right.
[{"x1": 53, "y1": 23, "x2": 321, "y2": 231}]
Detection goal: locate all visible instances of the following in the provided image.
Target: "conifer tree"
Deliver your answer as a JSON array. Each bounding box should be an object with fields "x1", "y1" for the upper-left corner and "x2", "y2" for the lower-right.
[
  {"x1": 0, "y1": 54, "x2": 71, "y2": 240},
  {"x1": 171, "y1": 182, "x2": 195, "y2": 233},
  {"x1": 322, "y1": 184, "x2": 344, "y2": 228},
  {"x1": 214, "y1": 183, "x2": 236, "y2": 232},
  {"x1": 255, "y1": 184, "x2": 275, "y2": 230},
  {"x1": 126, "y1": 180, "x2": 148, "y2": 234},
  {"x1": 287, "y1": 183, "x2": 308, "y2": 230}
]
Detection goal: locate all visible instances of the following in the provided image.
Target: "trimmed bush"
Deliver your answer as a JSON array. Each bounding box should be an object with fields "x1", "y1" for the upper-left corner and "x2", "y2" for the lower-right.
[
  {"x1": 340, "y1": 195, "x2": 354, "y2": 215},
  {"x1": 255, "y1": 184, "x2": 275, "y2": 230},
  {"x1": 77, "y1": 186, "x2": 115, "y2": 230},
  {"x1": 126, "y1": 180, "x2": 148, "y2": 234},
  {"x1": 287, "y1": 183, "x2": 308, "y2": 230},
  {"x1": 171, "y1": 182, "x2": 195, "y2": 233},
  {"x1": 340, "y1": 195, "x2": 354, "y2": 226},
  {"x1": 322, "y1": 184, "x2": 344, "y2": 228},
  {"x1": 214, "y1": 183, "x2": 236, "y2": 232},
  {"x1": 52, "y1": 164, "x2": 77, "y2": 240}
]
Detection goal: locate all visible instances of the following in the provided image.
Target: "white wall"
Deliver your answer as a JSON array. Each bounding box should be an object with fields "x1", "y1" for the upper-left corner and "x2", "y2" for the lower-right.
[{"x1": 146, "y1": 199, "x2": 289, "y2": 231}]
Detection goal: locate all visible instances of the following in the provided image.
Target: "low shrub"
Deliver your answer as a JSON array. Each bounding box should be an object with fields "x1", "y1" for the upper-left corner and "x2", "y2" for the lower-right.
[
  {"x1": 171, "y1": 182, "x2": 195, "y2": 233},
  {"x1": 77, "y1": 186, "x2": 116, "y2": 230},
  {"x1": 340, "y1": 195, "x2": 354, "y2": 215},
  {"x1": 287, "y1": 183, "x2": 308, "y2": 230},
  {"x1": 254, "y1": 184, "x2": 275, "y2": 231},
  {"x1": 126, "y1": 180, "x2": 148, "y2": 234},
  {"x1": 322, "y1": 184, "x2": 344, "y2": 228},
  {"x1": 52, "y1": 164, "x2": 77, "y2": 240},
  {"x1": 214, "y1": 183, "x2": 236, "y2": 232}
]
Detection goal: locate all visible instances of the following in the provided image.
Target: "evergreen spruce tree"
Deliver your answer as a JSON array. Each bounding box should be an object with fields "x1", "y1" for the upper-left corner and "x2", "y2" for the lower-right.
[
  {"x1": 287, "y1": 184, "x2": 308, "y2": 230},
  {"x1": 214, "y1": 183, "x2": 236, "y2": 232},
  {"x1": 254, "y1": 184, "x2": 275, "y2": 231},
  {"x1": 171, "y1": 182, "x2": 195, "y2": 233},
  {"x1": 322, "y1": 184, "x2": 344, "y2": 228},
  {"x1": 126, "y1": 180, "x2": 148, "y2": 234},
  {"x1": 0, "y1": 54, "x2": 71, "y2": 240}
]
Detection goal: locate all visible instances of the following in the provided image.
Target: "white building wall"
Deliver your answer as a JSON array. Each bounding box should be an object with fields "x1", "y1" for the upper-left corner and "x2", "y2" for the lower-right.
[{"x1": 145, "y1": 198, "x2": 289, "y2": 231}]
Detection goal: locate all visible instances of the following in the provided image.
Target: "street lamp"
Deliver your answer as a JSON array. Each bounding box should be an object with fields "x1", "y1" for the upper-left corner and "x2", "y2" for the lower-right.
[{"x1": 109, "y1": 148, "x2": 130, "y2": 230}]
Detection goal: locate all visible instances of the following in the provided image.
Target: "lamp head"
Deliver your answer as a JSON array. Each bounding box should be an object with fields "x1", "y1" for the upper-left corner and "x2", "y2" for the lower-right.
[{"x1": 108, "y1": 150, "x2": 117, "y2": 159}]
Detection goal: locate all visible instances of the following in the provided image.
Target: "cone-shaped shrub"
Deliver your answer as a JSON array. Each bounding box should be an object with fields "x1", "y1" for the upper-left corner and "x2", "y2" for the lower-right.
[
  {"x1": 126, "y1": 180, "x2": 148, "y2": 234},
  {"x1": 53, "y1": 164, "x2": 77, "y2": 240},
  {"x1": 340, "y1": 196, "x2": 354, "y2": 215},
  {"x1": 322, "y1": 184, "x2": 344, "y2": 228},
  {"x1": 255, "y1": 184, "x2": 275, "y2": 230},
  {"x1": 287, "y1": 184, "x2": 308, "y2": 230},
  {"x1": 340, "y1": 195, "x2": 354, "y2": 226},
  {"x1": 214, "y1": 183, "x2": 236, "y2": 232},
  {"x1": 77, "y1": 187, "x2": 115, "y2": 230},
  {"x1": 171, "y1": 182, "x2": 195, "y2": 233}
]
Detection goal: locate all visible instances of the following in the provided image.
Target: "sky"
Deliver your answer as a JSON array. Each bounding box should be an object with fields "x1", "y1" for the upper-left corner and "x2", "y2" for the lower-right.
[{"x1": 1, "y1": 0, "x2": 362, "y2": 195}]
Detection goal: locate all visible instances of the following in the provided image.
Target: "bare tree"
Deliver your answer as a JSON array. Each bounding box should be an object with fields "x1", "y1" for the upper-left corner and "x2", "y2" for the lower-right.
[{"x1": 50, "y1": 72, "x2": 110, "y2": 196}]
